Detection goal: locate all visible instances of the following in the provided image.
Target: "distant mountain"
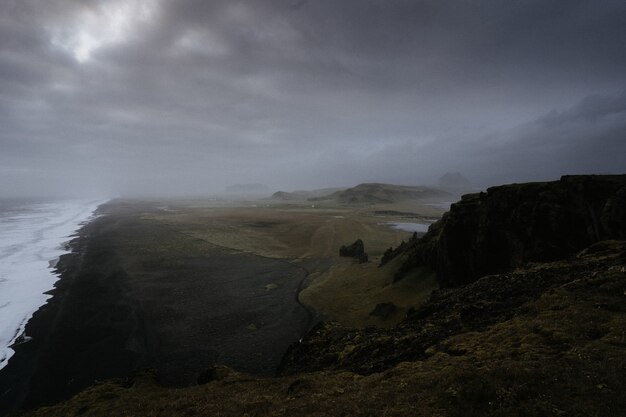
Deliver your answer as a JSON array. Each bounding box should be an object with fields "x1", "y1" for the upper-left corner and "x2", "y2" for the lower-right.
[
  {"x1": 270, "y1": 188, "x2": 345, "y2": 201},
  {"x1": 311, "y1": 183, "x2": 450, "y2": 204},
  {"x1": 224, "y1": 184, "x2": 270, "y2": 194},
  {"x1": 437, "y1": 172, "x2": 471, "y2": 191}
]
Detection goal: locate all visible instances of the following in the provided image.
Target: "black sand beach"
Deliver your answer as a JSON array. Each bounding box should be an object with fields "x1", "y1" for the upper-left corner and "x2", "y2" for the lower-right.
[{"x1": 0, "y1": 201, "x2": 314, "y2": 415}]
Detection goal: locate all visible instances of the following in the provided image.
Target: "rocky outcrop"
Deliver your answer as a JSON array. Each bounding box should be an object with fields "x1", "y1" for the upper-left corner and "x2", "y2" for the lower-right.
[
  {"x1": 279, "y1": 240, "x2": 626, "y2": 377},
  {"x1": 379, "y1": 233, "x2": 418, "y2": 267},
  {"x1": 339, "y1": 239, "x2": 368, "y2": 263},
  {"x1": 393, "y1": 175, "x2": 626, "y2": 287}
]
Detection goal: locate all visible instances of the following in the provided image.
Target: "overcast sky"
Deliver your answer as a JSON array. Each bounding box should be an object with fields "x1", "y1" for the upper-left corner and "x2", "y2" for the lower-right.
[{"x1": 0, "y1": 0, "x2": 625, "y2": 197}]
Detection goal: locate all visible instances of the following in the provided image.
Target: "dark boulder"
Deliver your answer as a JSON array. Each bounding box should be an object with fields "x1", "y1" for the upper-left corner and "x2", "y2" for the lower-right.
[
  {"x1": 369, "y1": 302, "x2": 398, "y2": 320},
  {"x1": 339, "y1": 239, "x2": 368, "y2": 263},
  {"x1": 197, "y1": 365, "x2": 233, "y2": 385}
]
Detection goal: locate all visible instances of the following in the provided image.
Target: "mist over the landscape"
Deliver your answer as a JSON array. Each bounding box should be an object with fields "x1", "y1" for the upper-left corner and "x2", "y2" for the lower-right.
[{"x1": 1, "y1": 0, "x2": 625, "y2": 197}]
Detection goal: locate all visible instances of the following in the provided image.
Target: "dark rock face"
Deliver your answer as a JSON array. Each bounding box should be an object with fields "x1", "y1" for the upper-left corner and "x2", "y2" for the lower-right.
[
  {"x1": 397, "y1": 175, "x2": 626, "y2": 287},
  {"x1": 279, "y1": 240, "x2": 626, "y2": 376},
  {"x1": 339, "y1": 239, "x2": 368, "y2": 263},
  {"x1": 379, "y1": 233, "x2": 418, "y2": 268}
]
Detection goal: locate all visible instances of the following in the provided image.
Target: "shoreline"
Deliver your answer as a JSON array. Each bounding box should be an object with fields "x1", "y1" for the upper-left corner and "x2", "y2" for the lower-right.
[
  {"x1": 0, "y1": 202, "x2": 318, "y2": 415},
  {"x1": 0, "y1": 200, "x2": 104, "y2": 373},
  {"x1": 0, "y1": 214, "x2": 135, "y2": 415},
  {"x1": 0, "y1": 225, "x2": 90, "y2": 415}
]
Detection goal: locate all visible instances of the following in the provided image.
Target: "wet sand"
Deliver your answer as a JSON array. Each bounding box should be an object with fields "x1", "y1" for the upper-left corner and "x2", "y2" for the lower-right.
[{"x1": 0, "y1": 201, "x2": 314, "y2": 414}]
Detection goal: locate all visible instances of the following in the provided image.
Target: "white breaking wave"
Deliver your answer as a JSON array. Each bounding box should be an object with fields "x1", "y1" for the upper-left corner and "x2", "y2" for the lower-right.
[{"x1": 0, "y1": 199, "x2": 105, "y2": 370}]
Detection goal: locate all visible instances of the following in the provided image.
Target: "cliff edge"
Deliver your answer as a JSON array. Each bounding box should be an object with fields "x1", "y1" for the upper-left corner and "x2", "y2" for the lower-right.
[{"x1": 391, "y1": 175, "x2": 626, "y2": 287}]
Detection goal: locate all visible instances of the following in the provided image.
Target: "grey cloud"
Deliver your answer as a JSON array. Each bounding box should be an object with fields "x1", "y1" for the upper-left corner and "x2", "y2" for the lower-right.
[
  {"x1": 458, "y1": 91, "x2": 626, "y2": 185},
  {"x1": 314, "y1": 90, "x2": 626, "y2": 189},
  {"x1": 0, "y1": 0, "x2": 624, "y2": 197}
]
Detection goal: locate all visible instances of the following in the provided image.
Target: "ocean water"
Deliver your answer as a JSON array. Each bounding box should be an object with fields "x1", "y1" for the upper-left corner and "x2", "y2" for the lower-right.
[{"x1": 0, "y1": 199, "x2": 104, "y2": 370}]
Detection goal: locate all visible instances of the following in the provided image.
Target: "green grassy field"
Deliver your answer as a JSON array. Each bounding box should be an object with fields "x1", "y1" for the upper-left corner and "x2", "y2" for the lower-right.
[{"x1": 138, "y1": 198, "x2": 444, "y2": 326}]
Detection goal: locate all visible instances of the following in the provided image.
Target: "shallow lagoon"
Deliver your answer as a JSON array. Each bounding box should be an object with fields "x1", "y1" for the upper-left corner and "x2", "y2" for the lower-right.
[{"x1": 387, "y1": 222, "x2": 434, "y2": 233}]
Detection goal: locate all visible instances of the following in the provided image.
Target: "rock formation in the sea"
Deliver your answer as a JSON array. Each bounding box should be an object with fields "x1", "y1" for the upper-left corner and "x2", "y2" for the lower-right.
[
  {"x1": 390, "y1": 175, "x2": 626, "y2": 287},
  {"x1": 339, "y1": 239, "x2": 368, "y2": 263}
]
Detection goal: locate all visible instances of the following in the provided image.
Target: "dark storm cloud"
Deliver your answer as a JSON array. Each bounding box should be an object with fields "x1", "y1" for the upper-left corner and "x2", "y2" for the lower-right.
[
  {"x1": 0, "y1": 0, "x2": 624, "y2": 197},
  {"x1": 481, "y1": 90, "x2": 626, "y2": 181}
]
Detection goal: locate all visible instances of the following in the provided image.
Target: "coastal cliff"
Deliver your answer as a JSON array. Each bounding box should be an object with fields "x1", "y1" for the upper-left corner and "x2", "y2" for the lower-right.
[
  {"x1": 280, "y1": 240, "x2": 626, "y2": 377},
  {"x1": 391, "y1": 175, "x2": 626, "y2": 287}
]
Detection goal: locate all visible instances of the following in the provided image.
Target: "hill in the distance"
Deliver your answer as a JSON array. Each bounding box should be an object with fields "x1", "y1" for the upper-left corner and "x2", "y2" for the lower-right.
[
  {"x1": 437, "y1": 172, "x2": 472, "y2": 192},
  {"x1": 309, "y1": 183, "x2": 451, "y2": 204},
  {"x1": 269, "y1": 188, "x2": 345, "y2": 201},
  {"x1": 271, "y1": 183, "x2": 452, "y2": 205}
]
